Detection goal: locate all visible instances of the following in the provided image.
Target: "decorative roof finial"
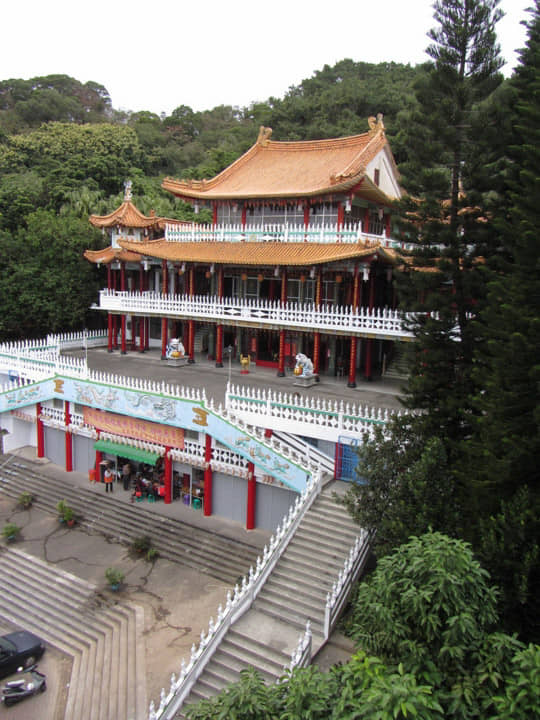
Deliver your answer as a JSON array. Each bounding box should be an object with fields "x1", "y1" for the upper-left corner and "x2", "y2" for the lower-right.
[
  {"x1": 367, "y1": 114, "x2": 385, "y2": 136},
  {"x1": 256, "y1": 126, "x2": 273, "y2": 146},
  {"x1": 124, "y1": 179, "x2": 133, "y2": 202}
]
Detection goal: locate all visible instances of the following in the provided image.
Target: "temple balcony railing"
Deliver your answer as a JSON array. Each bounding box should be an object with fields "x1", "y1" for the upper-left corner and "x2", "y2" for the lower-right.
[
  {"x1": 97, "y1": 290, "x2": 414, "y2": 340},
  {"x1": 164, "y1": 222, "x2": 414, "y2": 251}
]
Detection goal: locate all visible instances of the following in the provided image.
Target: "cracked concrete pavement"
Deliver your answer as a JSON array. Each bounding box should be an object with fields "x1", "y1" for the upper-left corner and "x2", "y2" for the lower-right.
[{"x1": 0, "y1": 493, "x2": 232, "y2": 719}]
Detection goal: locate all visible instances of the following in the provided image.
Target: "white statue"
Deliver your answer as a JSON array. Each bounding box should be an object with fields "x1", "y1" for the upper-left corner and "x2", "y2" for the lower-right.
[
  {"x1": 294, "y1": 353, "x2": 314, "y2": 377},
  {"x1": 166, "y1": 338, "x2": 185, "y2": 359}
]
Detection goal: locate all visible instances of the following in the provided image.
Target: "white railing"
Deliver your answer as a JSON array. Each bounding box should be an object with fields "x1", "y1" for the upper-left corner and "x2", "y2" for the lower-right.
[
  {"x1": 226, "y1": 384, "x2": 396, "y2": 442},
  {"x1": 46, "y1": 330, "x2": 108, "y2": 350},
  {"x1": 287, "y1": 621, "x2": 313, "y2": 672},
  {"x1": 164, "y1": 221, "x2": 415, "y2": 251},
  {"x1": 148, "y1": 471, "x2": 323, "y2": 720},
  {"x1": 324, "y1": 530, "x2": 372, "y2": 640},
  {"x1": 98, "y1": 290, "x2": 413, "y2": 340}
]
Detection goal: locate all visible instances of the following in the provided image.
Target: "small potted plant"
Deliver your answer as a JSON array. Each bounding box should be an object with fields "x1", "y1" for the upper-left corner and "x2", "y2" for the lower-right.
[
  {"x1": 56, "y1": 499, "x2": 67, "y2": 522},
  {"x1": 18, "y1": 491, "x2": 33, "y2": 509},
  {"x1": 63, "y1": 506, "x2": 76, "y2": 527},
  {"x1": 105, "y1": 567, "x2": 124, "y2": 591},
  {"x1": 131, "y1": 535, "x2": 151, "y2": 557},
  {"x1": 2, "y1": 523, "x2": 20, "y2": 542}
]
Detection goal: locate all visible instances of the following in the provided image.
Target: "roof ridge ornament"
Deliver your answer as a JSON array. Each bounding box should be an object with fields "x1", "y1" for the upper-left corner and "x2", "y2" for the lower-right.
[
  {"x1": 124, "y1": 179, "x2": 133, "y2": 202},
  {"x1": 257, "y1": 126, "x2": 273, "y2": 146},
  {"x1": 368, "y1": 114, "x2": 385, "y2": 136}
]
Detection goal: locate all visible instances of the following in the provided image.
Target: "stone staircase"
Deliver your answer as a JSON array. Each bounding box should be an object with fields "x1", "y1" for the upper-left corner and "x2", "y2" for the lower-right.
[
  {"x1": 384, "y1": 341, "x2": 410, "y2": 380},
  {"x1": 0, "y1": 459, "x2": 258, "y2": 586},
  {"x1": 176, "y1": 483, "x2": 362, "y2": 717},
  {"x1": 0, "y1": 546, "x2": 146, "y2": 720}
]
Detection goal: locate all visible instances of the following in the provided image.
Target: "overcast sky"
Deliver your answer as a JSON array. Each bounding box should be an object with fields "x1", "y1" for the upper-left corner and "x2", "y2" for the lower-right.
[{"x1": 1, "y1": 0, "x2": 530, "y2": 116}]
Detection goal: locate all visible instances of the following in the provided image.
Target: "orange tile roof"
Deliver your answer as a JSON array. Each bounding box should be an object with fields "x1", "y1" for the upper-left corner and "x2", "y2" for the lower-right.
[
  {"x1": 89, "y1": 200, "x2": 161, "y2": 229},
  {"x1": 118, "y1": 238, "x2": 393, "y2": 266},
  {"x1": 84, "y1": 247, "x2": 142, "y2": 265},
  {"x1": 162, "y1": 120, "x2": 394, "y2": 203}
]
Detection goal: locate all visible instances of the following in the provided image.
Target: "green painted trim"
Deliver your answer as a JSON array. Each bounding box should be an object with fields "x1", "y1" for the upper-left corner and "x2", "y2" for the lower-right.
[{"x1": 94, "y1": 439, "x2": 161, "y2": 464}]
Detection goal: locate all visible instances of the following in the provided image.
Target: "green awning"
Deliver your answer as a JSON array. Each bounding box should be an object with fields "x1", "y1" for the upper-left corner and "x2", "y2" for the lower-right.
[{"x1": 94, "y1": 439, "x2": 161, "y2": 465}]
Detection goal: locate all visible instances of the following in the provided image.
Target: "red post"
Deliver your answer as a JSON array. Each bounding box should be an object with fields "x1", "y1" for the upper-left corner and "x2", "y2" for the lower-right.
[
  {"x1": 161, "y1": 260, "x2": 168, "y2": 359},
  {"x1": 164, "y1": 448, "x2": 172, "y2": 504},
  {"x1": 203, "y1": 434, "x2": 213, "y2": 517},
  {"x1": 64, "y1": 401, "x2": 72, "y2": 472},
  {"x1": 188, "y1": 266, "x2": 195, "y2": 363},
  {"x1": 348, "y1": 266, "x2": 360, "y2": 388},
  {"x1": 277, "y1": 269, "x2": 287, "y2": 377},
  {"x1": 120, "y1": 262, "x2": 127, "y2": 354},
  {"x1": 36, "y1": 402, "x2": 44, "y2": 458},
  {"x1": 107, "y1": 313, "x2": 113, "y2": 352},
  {"x1": 364, "y1": 267, "x2": 376, "y2": 380},
  {"x1": 246, "y1": 462, "x2": 256, "y2": 530},
  {"x1": 216, "y1": 325, "x2": 223, "y2": 367},
  {"x1": 95, "y1": 429, "x2": 102, "y2": 479},
  {"x1": 107, "y1": 265, "x2": 113, "y2": 352}
]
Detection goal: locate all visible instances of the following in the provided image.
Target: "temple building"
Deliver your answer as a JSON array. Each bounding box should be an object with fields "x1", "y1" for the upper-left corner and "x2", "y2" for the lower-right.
[{"x1": 87, "y1": 117, "x2": 410, "y2": 386}]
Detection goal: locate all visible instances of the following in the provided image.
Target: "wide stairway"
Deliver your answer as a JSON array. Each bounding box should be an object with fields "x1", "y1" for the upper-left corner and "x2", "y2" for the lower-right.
[
  {"x1": 0, "y1": 458, "x2": 259, "y2": 586},
  {"x1": 178, "y1": 483, "x2": 360, "y2": 716},
  {"x1": 0, "y1": 545, "x2": 146, "y2": 720}
]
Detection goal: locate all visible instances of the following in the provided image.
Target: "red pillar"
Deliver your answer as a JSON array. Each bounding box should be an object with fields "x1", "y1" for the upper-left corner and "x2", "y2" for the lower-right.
[
  {"x1": 161, "y1": 260, "x2": 168, "y2": 359},
  {"x1": 139, "y1": 264, "x2": 145, "y2": 352},
  {"x1": 107, "y1": 265, "x2": 113, "y2": 352},
  {"x1": 203, "y1": 434, "x2": 213, "y2": 517},
  {"x1": 215, "y1": 267, "x2": 224, "y2": 367},
  {"x1": 313, "y1": 270, "x2": 322, "y2": 375},
  {"x1": 164, "y1": 448, "x2": 172, "y2": 504},
  {"x1": 36, "y1": 402, "x2": 44, "y2": 458},
  {"x1": 348, "y1": 266, "x2": 360, "y2": 388},
  {"x1": 64, "y1": 401, "x2": 73, "y2": 472},
  {"x1": 364, "y1": 267, "x2": 376, "y2": 380},
  {"x1": 107, "y1": 313, "x2": 113, "y2": 353},
  {"x1": 216, "y1": 325, "x2": 223, "y2": 367},
  {"x1": 337, "y1": 202, "x2": 345, "y2": 230},
  {"x1": 277, "y1": 269, "x2": 287, "y2": 377},
  {"x1": 95, "y1": 429, "x2": 102, "y2": 480},
  {"x1": 188, "y1": 265, "x2": 195, "y2": 363},
  {"x1": 246, "y1": 461, "x2": 256, "y2": 530},
  {"x1": 120, "y1": 262, "x2": 127, "y2": 354}
]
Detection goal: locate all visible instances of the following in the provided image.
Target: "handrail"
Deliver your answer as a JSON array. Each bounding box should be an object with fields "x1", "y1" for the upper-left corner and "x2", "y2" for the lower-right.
[{"x1": 149, "y1": 471, "x2": 323, "y2": 720}]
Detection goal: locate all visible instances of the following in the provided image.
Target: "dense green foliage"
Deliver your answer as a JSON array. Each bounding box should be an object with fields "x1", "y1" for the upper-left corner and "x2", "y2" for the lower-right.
[
  {"x1": 185, "y1": 533, "x2": 539, "y2": 720},
  {"x1": 346, "y1": 0, "x2": 540, "y2": 644}
]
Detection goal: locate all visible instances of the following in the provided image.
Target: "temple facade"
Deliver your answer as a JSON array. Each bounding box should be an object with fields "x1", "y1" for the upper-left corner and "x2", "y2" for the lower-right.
[{"x1": 87, "y1": 118, "x2": 410, "y2": 386}]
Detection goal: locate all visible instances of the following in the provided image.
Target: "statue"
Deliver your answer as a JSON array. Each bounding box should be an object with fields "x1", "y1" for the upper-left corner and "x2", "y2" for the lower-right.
[
  {"x1": 294, "y1": 353, "x2": 314, "y2": 377},
  {"x1": 166, "y1": 338, "x2": 185, "y2": 359}
]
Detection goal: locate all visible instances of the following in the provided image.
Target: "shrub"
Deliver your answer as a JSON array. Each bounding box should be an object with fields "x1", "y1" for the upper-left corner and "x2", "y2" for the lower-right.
[
  {"x1": 18, "y1": 491, "x2": 33, "y2": 509},
  {"x1": 2, "y1": 523, "x2": 20, "y2": 540}
]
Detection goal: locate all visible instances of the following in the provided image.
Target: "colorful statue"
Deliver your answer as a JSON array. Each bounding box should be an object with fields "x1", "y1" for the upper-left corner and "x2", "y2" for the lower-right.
[
  {"x1": 294, "y1": 353, "x2": 314, "y2": 377},
  {"x1": 166, "y1": 338, "x2": 185, "y2": 359}
]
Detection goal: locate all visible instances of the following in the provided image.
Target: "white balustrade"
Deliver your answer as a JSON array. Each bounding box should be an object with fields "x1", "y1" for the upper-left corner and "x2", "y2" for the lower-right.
[
  {"x1": 226, "y1": 384, "x2": 397, "y2": 442},
  {"x1": 149, "y1": 471, "x2": 323, "y2": 719},
  {"x1": 164, "y1": 221, "x2": 415, "y2": 250},
  {"x1": 323, "y1": 530, "x2": 373, "y2": 640},
  {"x1": 98, "y1": 290, "x2": 414, "y2": 340}
]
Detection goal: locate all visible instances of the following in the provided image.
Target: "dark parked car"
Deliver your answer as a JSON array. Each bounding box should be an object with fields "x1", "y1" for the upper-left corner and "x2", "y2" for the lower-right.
[{"x1": 0, "y1": 632, "x2": 45, "y2": 679}]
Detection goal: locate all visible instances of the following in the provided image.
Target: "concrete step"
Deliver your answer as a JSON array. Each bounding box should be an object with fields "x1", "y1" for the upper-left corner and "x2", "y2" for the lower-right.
[
  {"x1": 0, "y1": 462, "x2": 258, "y2": 586},
  {"x1": 253, "y1": 595, "x2": 323, "y2": 635},
  {"x1": 297, "y1": 517, "x2": 358, "y2": 544},
  {"x1": 263, "y1": 575, "x2": 327, "y2": 606},
  {"x1": 275, "y1": 556, "x2": 338, "y2": 587},
  {"x1": 287, "y1": 534, "x2": 351, "y2": 564},
  {"x1": 0, "y1": 547, "x2": 146, "y2": 720}
]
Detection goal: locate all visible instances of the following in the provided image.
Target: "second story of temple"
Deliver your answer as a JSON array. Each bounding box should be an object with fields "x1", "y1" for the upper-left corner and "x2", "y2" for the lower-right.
[{"x1": 84, "y1": 119, "x2": 410, "y2": 385}]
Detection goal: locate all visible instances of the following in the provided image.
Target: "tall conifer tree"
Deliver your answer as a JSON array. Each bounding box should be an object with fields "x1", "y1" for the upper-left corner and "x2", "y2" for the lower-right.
[
  {"x1": 469, "y1": 1, "x2": 540, "y2": 640},
  {"x1": 396, "y1": 0, "x2": 504, "y2": 452}
]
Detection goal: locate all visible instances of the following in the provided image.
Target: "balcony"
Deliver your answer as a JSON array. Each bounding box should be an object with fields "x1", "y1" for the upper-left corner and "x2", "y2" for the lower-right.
[
  {"x1": 97, "y1": 291, "x2": 414, "y2": 340},
  {"x1": 164, "y1": 222, "x2": 413, "y2": 250}
]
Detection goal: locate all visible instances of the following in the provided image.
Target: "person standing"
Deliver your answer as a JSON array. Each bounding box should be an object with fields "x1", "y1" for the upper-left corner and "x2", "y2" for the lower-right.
[
  {"x1": 122, "y1": 461, "x2": 132, "y2": 491},
  {"x1": 104, "y1": 466, "x2": 114, "y2": 492}
]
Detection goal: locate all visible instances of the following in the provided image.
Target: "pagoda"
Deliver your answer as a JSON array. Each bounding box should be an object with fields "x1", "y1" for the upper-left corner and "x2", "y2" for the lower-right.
[{"x1": 89, "y1": 118, "x2": 409, "y2": 385}]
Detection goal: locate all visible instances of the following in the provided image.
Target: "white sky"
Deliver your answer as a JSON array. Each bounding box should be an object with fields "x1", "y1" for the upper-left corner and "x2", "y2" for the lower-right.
[{"x1": 1, "y1": 0, "x2": 530, "y2": 116}]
